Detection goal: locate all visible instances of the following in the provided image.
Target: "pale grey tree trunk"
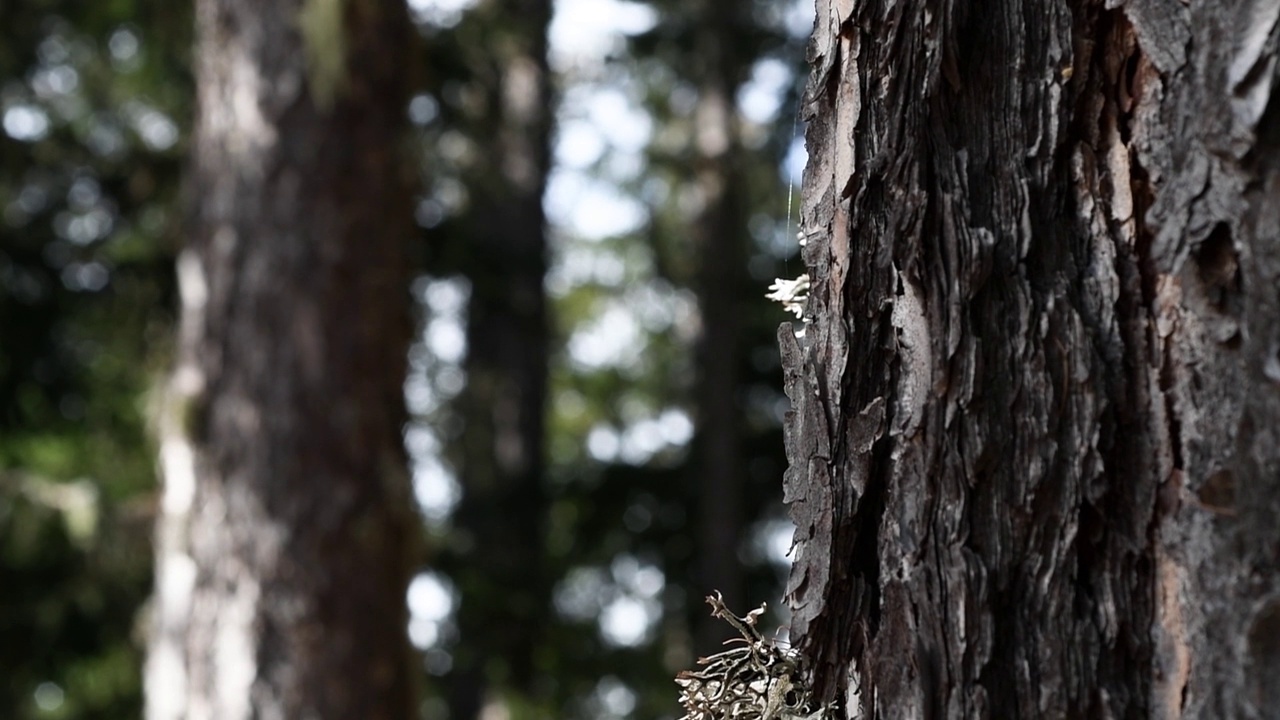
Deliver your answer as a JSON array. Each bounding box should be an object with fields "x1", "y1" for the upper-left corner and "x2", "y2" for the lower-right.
[
  {"x1": 146, "y1": 1, "x2": 419, "y2": 718},
  {"x1": 783, "y1": 0, "x2": 1280, "y2": 717}
]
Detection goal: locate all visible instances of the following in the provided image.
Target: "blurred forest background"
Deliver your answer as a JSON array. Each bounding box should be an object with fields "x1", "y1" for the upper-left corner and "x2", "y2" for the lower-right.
[{"x1": 0, "y1": 0, "x2": 810, "y2": 717}]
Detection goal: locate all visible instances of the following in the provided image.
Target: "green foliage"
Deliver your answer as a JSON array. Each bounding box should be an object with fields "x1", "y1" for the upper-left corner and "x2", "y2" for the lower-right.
[
  {"x1": 4, "y1": 0, "x2": 809, "y2": 717},
  {"x1": 0, "y1": 482, "x2": 151, "y2": 719},
  {"x1": 410, "y1": 0, "x2": 809, "y2": 716},
  {"x1": 0, "y1": 0, "x2": 189, "y2": 716}
]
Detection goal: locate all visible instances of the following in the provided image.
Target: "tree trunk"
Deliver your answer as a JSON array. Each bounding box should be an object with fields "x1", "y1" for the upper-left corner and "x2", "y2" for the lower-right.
[
  {"x1": 783, "y1": 0, "x2": 1280, "y2": 717},
  {"x1": 146, "y1": 1, "x2": 419, "y2": 718},
  {"x1": 690, "y1": 0, "x2": 749, "y2": 653},
  {"x1": 445, "y1": 0, "x2": 552, "y2": 714}
]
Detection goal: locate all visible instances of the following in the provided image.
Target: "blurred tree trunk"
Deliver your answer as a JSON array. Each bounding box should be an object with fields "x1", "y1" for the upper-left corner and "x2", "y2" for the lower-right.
[
  {"x1": 784, "y1": 0, "x2": 1280, "y2": 717},
  {"x1": 145, "y1": 1, "x2": 419, "y2": 718},
  {"x1": 689, "y1": 0, "x2": 749, "y2": 653},
  {"x1": 445, "y1": 0, "x2": 552, "y2": 715}
]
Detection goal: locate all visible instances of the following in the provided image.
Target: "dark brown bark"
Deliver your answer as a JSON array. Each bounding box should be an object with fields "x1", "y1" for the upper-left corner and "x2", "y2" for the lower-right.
[
  {"x1": 445, "y1": 0, "x2": 552, "y2": 714},
  {"x1": 146, "y1": 1, "x2": 419, "y2": 718},
  {"x1": 784, "y1": 0, "x2": 1280, "y2": 717}
]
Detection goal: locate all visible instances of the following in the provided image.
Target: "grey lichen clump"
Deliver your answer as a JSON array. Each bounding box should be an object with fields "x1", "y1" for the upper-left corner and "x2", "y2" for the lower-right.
[{"x1": 675, "y1": 593, "x2": 833, "y2": 720}]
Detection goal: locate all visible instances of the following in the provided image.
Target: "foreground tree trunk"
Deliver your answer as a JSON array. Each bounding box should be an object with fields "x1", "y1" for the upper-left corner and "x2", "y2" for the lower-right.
[
  {"x1": 783, "y1": 0, "x2": 1280, "y2": 717},
  {"x1": 146, "y1": 1, "x2": 419, "y2": 718}
]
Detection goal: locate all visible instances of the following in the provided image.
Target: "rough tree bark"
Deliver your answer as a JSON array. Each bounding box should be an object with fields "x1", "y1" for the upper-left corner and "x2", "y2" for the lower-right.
[
  {"x1": 146, "y1": 1, "x2": 419, "y2": 718},
  {"x1": 783, "y1": 0, "x2": 1280, "y2": 717}
]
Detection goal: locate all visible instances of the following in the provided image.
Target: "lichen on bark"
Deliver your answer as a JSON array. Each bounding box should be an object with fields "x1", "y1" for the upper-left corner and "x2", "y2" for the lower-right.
[{"x1": 297, "y1": 0, "x2": 347, "y2": 110}]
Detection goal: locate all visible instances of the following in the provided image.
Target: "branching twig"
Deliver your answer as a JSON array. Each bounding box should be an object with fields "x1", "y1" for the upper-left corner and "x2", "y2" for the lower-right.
[{"x1": 675, "y1": 592, "x2": 833, "y2": 719}]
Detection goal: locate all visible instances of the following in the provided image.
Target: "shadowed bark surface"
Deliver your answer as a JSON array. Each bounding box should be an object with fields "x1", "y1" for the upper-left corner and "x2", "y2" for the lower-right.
[
  {"x1": 783, "y1": 0, "x2": 1280, "y2": 717},
  {"x1": 146, "y1": 1, "x2": 419, "y2": 718}
]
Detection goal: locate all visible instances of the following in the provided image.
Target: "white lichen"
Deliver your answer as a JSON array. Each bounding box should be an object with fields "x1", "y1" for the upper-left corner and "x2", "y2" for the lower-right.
[
  {"x1": 766, "y1": 274, "x2": 810, "y2": 319},
  {"x1": 675, "y1": 592, "x2": 833, "y2": 720}
]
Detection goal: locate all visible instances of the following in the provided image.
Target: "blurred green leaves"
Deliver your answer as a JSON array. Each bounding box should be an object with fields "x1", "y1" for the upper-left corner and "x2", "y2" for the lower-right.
[
  {"x1": 1, "y1": 0, "x2": 189, "y2": 716},
  {"x1": 3, "y1": 0, "x2": 810, "y2": 716}
]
